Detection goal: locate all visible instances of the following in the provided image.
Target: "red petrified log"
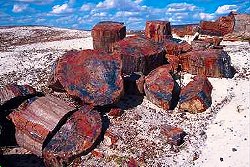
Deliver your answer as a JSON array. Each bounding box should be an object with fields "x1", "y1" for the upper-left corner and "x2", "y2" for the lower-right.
[
  {"x1": 8, "y1": 95, "x2": 76, "y2": 156},
  {"x1": 123, "y1": 72, "x2": 145, "y2": 95},
  {"x1": 113, "y1": 36, "x2": 165, "y2": 75},
  {"x1": 92, "y1": 21, "x2": 126, "y2": 52},
  {"x1": 171, "y1": 25, "x2": 199, "y2": 37},
  {"x1": 179, "y1": 49, "x2": 234, "y2": 78},
  {"x1": 0, "y1": 84, "x2": 36, "y2": 106},
  {"x1": 164, "y1": 39, "x2": 192, "y2": 55},
  {"x1": 43, "y1": 106, "x2": 102, "y2": 167},
  {"x1": 179, "y1": 75, "x2": 213, "y2": 113},
  {"x1": 161, "y1": 125, "x2": 187, "y2": 146},
  {"x1": 50, "y1": 49, "x2": 124, "y2": 106},
  {"x1": 144, "y1": 65, "x2": 176, "y2": 110},
  {"x1": 145, "y1": 20, "x2": 172, "y2": 43}
]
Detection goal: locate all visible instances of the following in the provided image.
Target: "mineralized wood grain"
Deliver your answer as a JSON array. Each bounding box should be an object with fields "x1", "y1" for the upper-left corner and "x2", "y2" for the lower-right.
[
  {"x1": 144, "y1": 65, "x2": 176, "y2": 110},
  {"x1": 0, "y1": 84, "x2": 36, "y2": 106},
  {"x1": 92, "y1": 21, "x2": 126, "y2": 52},
  {"x1": 113, "y1": 36, "x2": 165, "y2": 75},
  {"x1": 8, "y1": 95, "x2": 76, "y2": 156},
  {"x1": 179, "y1": 76, "x2": 213, "y2": 113},
  {"x1": 43, "y1": 106, "x2": 102, "y2": 167},
  {"x1": 50, "y1": 49, "x2": 124, "y2": 106},
  {"x1": 145, "y1": 20, "x2": 172, "y2": 43}
]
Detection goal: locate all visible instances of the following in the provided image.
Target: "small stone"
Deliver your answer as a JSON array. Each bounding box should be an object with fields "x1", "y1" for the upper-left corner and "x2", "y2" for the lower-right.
[
  {"x1": 161, "y1": 125, "x2": 187, "y2": 146},
  {"x1": 220, "y1": 157, "x2": 224, "y2": 162},
  {"x1": 108, "y1": 108, "x2": 124, "y2": 118},
  {"x1": 232, "y1": 148, "x2": 237, "y2": 152},
  {"x1": 91, "y1": 149, "x2": 104, "y2": 158}
]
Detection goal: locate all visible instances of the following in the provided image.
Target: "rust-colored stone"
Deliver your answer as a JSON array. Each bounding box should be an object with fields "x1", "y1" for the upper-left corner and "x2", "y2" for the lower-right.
[
  {"x1": 123, "y1": 72, "x2": 145, "y2": 95},
  {"x1": 108, "y1": 108, "x2": 124, "y2": 118},
  {"x1": 179, "y1": 75, "x2": 213, "y2": 113},
  {"x1": 43, "y1": 106, "x2": 102, "y2": 167},
  {"x1": 113, "y1": 36, "x2": 165, "y2": 75},
  {"x1": 103, "y1": 130, "x2": 119, "y2": 146},
  {"x1": 92, "y1": 21, "x2": 126, "y2": 52},
  {"x1": 161, "y1": 125, "x2": 187, "y2": 146},
  {"x1": 145, "y1": 20, "x2": 172, "y2": 43},
  {"x1": 172, "y1": 24, "x2": 199, "y2": 37},
  {"x1": 50, "y1": 49, "x2": 124, "y2": 106},
  {"x1": 166, "y1": 55, "x2": 180, "y2": 73},
  {"x1": 0, "y1": 84, "x2": 36, "y2": 106},
  {"x1": 180, "y1": 49, "x2": 234, "y2": 78},
  {"x1": 8, "y1": 95, "x2": 76, "y2": 156},
  {"x1": 144, "y1": 65, "x2": 177, "y2": 110}
]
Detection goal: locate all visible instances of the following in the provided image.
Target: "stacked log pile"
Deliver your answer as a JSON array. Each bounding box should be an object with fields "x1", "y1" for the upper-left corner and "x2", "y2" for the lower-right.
[
  {"x1": 179, "y1": 76, "x2": 213, "y2": 113},
  {"x1": 49, "y1": 49, "x2": 124, "y2": 106},
  {"x1": 92, "y1": 21, "x2": 126, "y2": 52},
  {"x1": 113, "y1": 36, "x2": 165, "y2": 75},
  {"x1": 145, "y1": 21, "x2": 172, "y2": 43}
]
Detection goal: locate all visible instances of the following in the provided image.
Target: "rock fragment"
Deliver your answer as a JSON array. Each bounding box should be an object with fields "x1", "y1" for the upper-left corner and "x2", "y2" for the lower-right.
[
  {"x1": 43, "y1": 106, "x2": 102, "y2": 167},
  {"x1": 161, "y1": 125, "x2": 187, "y2": 146},
  {"x1": 92, "y1": 21, "x2": 126, "y2": 52},
  {"x1": 179, "y1": 76, "x2": 213, "y2": 113},
  {"x1": 50, "y1": 49, "x2": 124, "y2": 106},
  {"x1": 113, "y1": 36, "x2": 165, "y2": 75}
]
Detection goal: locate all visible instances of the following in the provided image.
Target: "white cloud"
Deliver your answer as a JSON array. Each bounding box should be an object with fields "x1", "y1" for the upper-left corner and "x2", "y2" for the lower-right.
[
  {"x1": 15, "y1": 0, "x2": 54, "y2": 5},
  {"x1": 167, "y1": 3, "x2": 197, "y2": 12},
  {"x1": 115, "y1": 11, "x2": 139, "y2": 17},
  {"x1": 80, "y1": 3, "x2": 94, "y2": 11},
  {"x1": 12, "y1": 4, "x2": 28, "y2": 13},
  {"x1": 51, "y1": 4, "x2": 73, "y2": 14},
  {"x1": 134, "y1": 0, "x2": 143, "y2": 4},
  {"x1": 215, "y1": 5, "x2": 239, "y2": 14},
  {"x1": 199, "y1": 12, "x2": 215, "y2": 20},
  {"x1": 93, "y1": 12, "x2": 107, "y2": 17}
]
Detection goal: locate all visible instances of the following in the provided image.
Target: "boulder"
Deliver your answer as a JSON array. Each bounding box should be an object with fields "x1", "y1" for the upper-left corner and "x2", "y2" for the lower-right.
[
  {"x1": 92, "y1": 21, "x2": 126, "y2": 52},
  {"x1": 50, "y1": 49, "x2": 124, "y2": 106},
  {"x1": 113, "y1": 36, "x2": 165, "y2": 75},
  {"x1": 144, "y1": 65, "x2": 179, "y2": 110},
  {"x1": 179, "y1": 49, "x2": 234, "y2": 78},
  {"x1": 172, "y1": 24, "x2": 199, "y2": 37},
  {"x1": 145, "y1": 20, "x2": 172, "y2": 43},
  {"x1": 161, "y1": 125, "x2": 187, "y2": 146},
  {"x1": 0, "y1": 84, "x2": 36, "y2": 107},
  {"x1": 8, "y1": 95, "x2": 76, "y2": 156},
  {"x1": 43, "y1": 105, "x2": 102, "y2": 167},
  {"x1": 179, "y1": 76, "x2": 213, "y2": 113}
]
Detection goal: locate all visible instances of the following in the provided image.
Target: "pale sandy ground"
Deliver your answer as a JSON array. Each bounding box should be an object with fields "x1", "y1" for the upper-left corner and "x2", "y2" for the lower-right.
[{"x1": 0, "y1": 27, "x2": 249, "y2": 167}]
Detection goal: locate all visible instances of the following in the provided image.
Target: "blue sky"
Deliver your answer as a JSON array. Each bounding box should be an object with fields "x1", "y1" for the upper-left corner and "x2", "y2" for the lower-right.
[{"x1": 0, "y1": 0, "x2": 249, "y2": 30}]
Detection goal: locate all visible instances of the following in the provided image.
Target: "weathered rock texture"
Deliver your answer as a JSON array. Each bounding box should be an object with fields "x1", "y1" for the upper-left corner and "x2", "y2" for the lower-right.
[
  {"x1": 172, "y1": 24, "x2": 199, "y2": 37},
  {"x1": 200, "y1": 15, "x2": 235, "y2": 36},
  {"x1": 232, "y1": 13, "x2": 250, "y2": 33},
  {"x1": 8, "y1": 95, "x2": 76, "y2": 156},
  {"x1": 144, "y1": 65, "x2": 178, "y2": 110},
  {"x1": 43, "y1": 106, "x2": 102, "y2": 167},
  {"x1": 179, "y1": 76, "x2": 213, "y2": 113},
  {"x1": 145, "y1": 21, "x2": 172, "y2": 43},
  {"x1": 179, "y1": 49, "x2": 234, "y2": 78},
  {"x1": 113, "y1": 36, "x2": 165, "y2": 75},
  {"x1": 0, "y1": 84, "x2": 36, "y2": 106},
  {"x1": 161, "y1": 125, "x2": 187, "y2": 146},
  {"x1": 92, "y1": 21, "x2": 126, "y2": 52},
  {"x1": 50, "y1": 49, "x2": 124, "y2": 106}
]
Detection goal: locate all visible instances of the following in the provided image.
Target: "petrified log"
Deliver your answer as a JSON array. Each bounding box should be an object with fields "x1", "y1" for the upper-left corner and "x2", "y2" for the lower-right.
[
  {"x1": 123, "y1": 72, "x2": 145, "y2": 95},
  {"x1": 92, "y1": 21, "x2": 126, "y2": 52},
  {"x1": 179, "y1": 76, "x2": 213, "y2": 113},
  {"x1": 8, "y1": 95, "x2": 76, "y2": 156},
  {"x1": 164, "y1": 39, "x2": 192, "y2": 55},
  {"x1": 50, "y1": 49, "x2": 124, "y2": 106},
  {"x1": 233, "y1": 13, "x2": 250, "y2": 33},
  {"x1": 166, "y1": 55, "x2": 180, "y2": 73},
  {"x1": 179, "y1": 49, "x2": 234, "y2": 78},
  {"x1": 161, "y1": 125, "x2": 187, "y2": 146},
  {"x1": 43, "y1": 106, "x2": 102, "y2": 167},
  {"x1": 0, "y1": 84, "x2": 36, "y2": 106},
  {"x1": 171, "y1": 24, "x2": 199, "y2": 37},
  {"x1": 145, "y1": 20, "x2": 172, "y2": 43},
  {"x1": 144, "y1": 65, "x2": 179, "y2": 110},
  {"x1": 113, "y1": 36, "x2": 165, "y2": 75}
]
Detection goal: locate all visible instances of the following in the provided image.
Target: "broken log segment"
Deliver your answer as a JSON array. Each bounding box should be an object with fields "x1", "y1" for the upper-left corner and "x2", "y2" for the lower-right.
[
  {"x1": 113, "y1": 36, "x2": 165, "y2": 75},
  {"x1": 179, "y1": 49, "x2": 234, "y2": 78},
  {"x1": 43, "y1": 106, "x2": 102, "y2": 167},
  {"x1": 144, "y1": 65, "x2": 180, "y2": 110},
  {"x1": 50, "y1": 49, "x2": 124, "y2": 106},
  {"x1": 179, "y1": 75, "x2": 213, "y2": 113},
  {"x1": 145, "y1": 20, "x2": 172, "y2": 43},
  {"x1": 8, "y1": 95, "x2": 76, "y2": 156},
  {"x1": 0, "y1": 84, "x2": 36, "y2": 106},
  {"x1": 92, "y1": 21, "x2": 126, "y2": 52}
]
